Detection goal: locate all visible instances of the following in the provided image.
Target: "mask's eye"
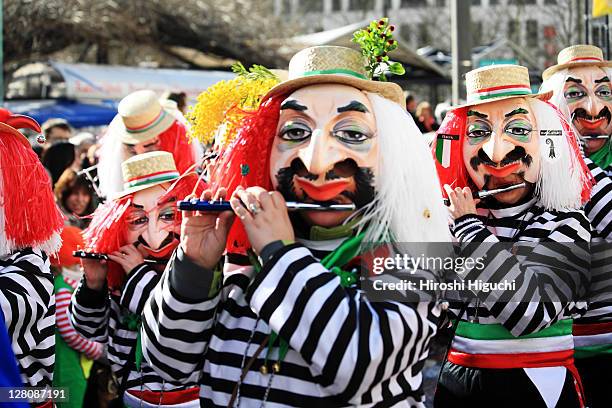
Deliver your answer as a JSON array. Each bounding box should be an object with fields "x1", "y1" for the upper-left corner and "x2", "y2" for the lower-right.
[
  {"x1": 504, "y1": 119, "x2": 533, "y2": 142},
  {"x1": 564, "y1": 87, "x2": 586, "y2": 101},
  {"x1": 595, "y1": 86, "x2": 612, "y2": 99},
  {"x1": 334, "y1": 129, "x2": 370, "y2": 144},
  {"x1": 279, "y1": 122, "x2": 312, "y2": 142},
  {"x1": 467, "y1": 121, "x2": 492, "y2": 143},
  {"x1": 159, "y1": 207, "x2": 176, "y2": 222},
  {"x1": 127, "y1": 215, "x2": 148, "y2": 227}
]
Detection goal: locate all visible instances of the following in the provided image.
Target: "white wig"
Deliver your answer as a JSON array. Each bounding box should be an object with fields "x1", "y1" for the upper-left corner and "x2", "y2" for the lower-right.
[
  {"x1": 529, "y1": 98, "x2": 589, "y2": 210},
  {"x1": 353, "y1": 92, "x2": 452, "y2": 244},
  {"x1": 97, "y1": 115, "x2": 128, "y2": 198}
]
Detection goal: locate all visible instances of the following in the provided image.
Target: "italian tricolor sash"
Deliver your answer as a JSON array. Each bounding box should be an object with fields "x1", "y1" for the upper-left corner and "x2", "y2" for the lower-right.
[
  {"x1": 573, "y1": 321, "x2": 612, "y2": 358},
  {"x1": 449, "y1": 319, "x2": 573, "y2": 369}
]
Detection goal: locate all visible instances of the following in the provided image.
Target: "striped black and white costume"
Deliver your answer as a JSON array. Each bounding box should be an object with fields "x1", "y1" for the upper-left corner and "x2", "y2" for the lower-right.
[
  {"x1": 69, "y1": 263, "x2": 200, "y2": 407},
  {"x1": 574, "y1": 158, "x2": 612, "y2": 407},
  {"x1": 0, "y1": 249, "x2": 55, "y2": 389},
  {"x1": 434, "y1": 198, "x2": 591, "y2": 407},
  {"x1": 141, "y1": 236, "x2": 441, "y2": 407}
]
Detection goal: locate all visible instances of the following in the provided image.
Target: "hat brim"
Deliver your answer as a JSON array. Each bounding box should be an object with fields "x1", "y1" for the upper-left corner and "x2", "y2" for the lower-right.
[
  {"x1": 453, "y1": 90, "x2": 553, "y2": 109},
  {"x1": 261, "y1": 74, "x2": 406, "y2": 109},
  {"x1": 113, "y1": 176, "x2": 179, "y2": 200},
  {"x1": 542, "y1": 61, "x2": 612, "y2": 81},
  {"x1": 120, "y1": 109, "x2": 177, "y2": 145},
  {"x1": 0, "y1": 123, "x2": 31, "y2": 148}
]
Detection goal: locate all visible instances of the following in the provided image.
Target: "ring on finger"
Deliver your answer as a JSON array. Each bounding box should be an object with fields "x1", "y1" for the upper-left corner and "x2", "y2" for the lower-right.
[{"x1": 248, "y1": 203, "x2": 260, "y2": 215}]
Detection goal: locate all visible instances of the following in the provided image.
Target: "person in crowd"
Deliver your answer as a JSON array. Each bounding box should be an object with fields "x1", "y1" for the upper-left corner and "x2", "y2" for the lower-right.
[
  {"x1": 416, "y1": 101, "x2": 440, "y2": 133},
  {"x1": 54, "y1": 168, "x2": 96, "y2": 229},
  {"x1": 406, "y1": 91, "x2": 418, "y2": 122},
  {"x1": 97, "y1": 90, "x2": 200, "y2": 198},
  {"x1": 51, "y1": 226, "x2": 104, "y2": 408},
  {"x1": 165, "y1": 91, "x2": 188, "y2": 115},
  {"x1": 70, "y1": 132, "x2": 96, "y2": 170},
  {"x1": 0, "y1": 109, "x2": 64, "y2": 407},
  {"x1": 69, "y1": 151, "x2": 203, "y2": 408},
  {"x1": 41, "y1": 118, "x2": 73, "y2": 143},
  {"x1": 42, "y1": 141, "x2": 77, "y2": 186},
  {"x1": 541, "y1": 44, "x2": 612, "y2": 407},
  {"x1": 432, "y1": 64, "x2": 593, "y2": 407},
  {"x1": 140, "y1": 27, "x2": 451, "y2": 407}
]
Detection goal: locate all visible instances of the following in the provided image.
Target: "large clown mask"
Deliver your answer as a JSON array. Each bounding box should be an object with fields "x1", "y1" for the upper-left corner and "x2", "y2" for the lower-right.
[
  {"x1": 124, "y1": 183, "x2": 180, "y2": 262},
  {"x1": 463, "y1": 97, "x2": 540, "y2": 205},
  {"x1": 563, "y1": 65, "x2": 612, "y2": 154},
  {"x1": 269, "y1": 84, "x2": 378, "y2": 227}
]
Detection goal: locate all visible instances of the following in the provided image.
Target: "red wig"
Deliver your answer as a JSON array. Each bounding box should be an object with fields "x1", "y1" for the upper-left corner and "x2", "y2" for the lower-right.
[
  {"x1": 430, "y1": 107, "x2": 471, "y2": 198},
  {"x1": 157, "y1": 121, "x2": 196, "y2": 175},
  {"x1": 0, "y1": 109, "x2": 64, "y2": 255},
  {"x1": 208, "y1": 94, "x2": 287, "y2": 254},
  {"x1": 83, "y1": 172, "x2": 205, "y2": 288}
]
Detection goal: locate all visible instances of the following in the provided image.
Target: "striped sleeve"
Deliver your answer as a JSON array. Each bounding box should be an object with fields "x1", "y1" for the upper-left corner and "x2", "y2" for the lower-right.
[
  {"x1": 451, "y1": 212, "x2": 591, "y2": 337},
  {"x1": 119, "y1": 264, "x2": 161, "y2": 315},
  {"x1": 245, "y1": 243, "x2": 438, "y2": 404},
  {"x1": 0, "y1": 249, "x2": 55, "y2": 388},
  {"x1": 56, "y1": 288, "x2": 103, "y2": 360},
  {"x1": 68, "y1": 278, "x2": 110, "y2": 342},
  {"x1": 140, "y1": 254, "x2": 220, "y2": 384},
  {"x1": 583, "y1": 158, "x2": 612, "y2": 241}
]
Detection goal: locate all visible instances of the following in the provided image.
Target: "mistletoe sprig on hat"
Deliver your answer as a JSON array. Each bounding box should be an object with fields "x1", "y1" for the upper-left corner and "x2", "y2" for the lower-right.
[{"x1": 352, "y1": 18, "x2": 405, "y2": 82}]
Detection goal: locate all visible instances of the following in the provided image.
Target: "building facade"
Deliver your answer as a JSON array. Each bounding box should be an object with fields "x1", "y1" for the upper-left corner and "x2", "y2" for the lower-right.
[{"x1": 275, "y1": 0, "x2": 604, "y2": 70}]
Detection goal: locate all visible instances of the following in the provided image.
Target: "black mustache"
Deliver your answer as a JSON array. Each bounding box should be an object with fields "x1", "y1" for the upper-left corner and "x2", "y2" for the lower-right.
[
  {"x1": 469, "y1": 146, "x2": 532, "y2": 171},
  {"x1": 135, "y1": 232, "x2": 180, "y2": 251},
  {"x1": 572, "y1": 106, "x2": 612, "y2": 124},
  {"x1": 276, "y1": 158, "x2": 375, "y2": 208},
  {"x1": 289, "y1": 158, "x2": 360, "y2": 181}
]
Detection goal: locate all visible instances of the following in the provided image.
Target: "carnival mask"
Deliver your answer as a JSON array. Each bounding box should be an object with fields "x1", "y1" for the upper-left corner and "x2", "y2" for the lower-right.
[
  {"x1": 463, "y1": 98, "x2": 540, "y2": 204},
  {"x1": 269, "y1": 84, "x2": 378, "y2": 227},
  {"x1": 563, "y1": 66, "x2": 612, "y2": 153},
  {"x1": 125, "y1": 184, "x2": 180, "y2": 260},
  {"x1": 124, "y1": 137, "x2": 161, "y2": 157}
]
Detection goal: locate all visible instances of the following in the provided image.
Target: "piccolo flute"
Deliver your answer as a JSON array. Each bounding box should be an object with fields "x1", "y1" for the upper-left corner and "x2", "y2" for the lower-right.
[
  {"x1": 443, "y1": 182, "x2": 526, "y2": 206},
  {"x1": 72, "y1": 250, "x2": 166, "y2": 265},
  {"x1": 178, "y1": 200, "x2": 356, "y2": 212}
]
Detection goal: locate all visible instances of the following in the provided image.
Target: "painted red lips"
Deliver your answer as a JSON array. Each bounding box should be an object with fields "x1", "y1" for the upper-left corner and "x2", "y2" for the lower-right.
[
  {"x1": 483, "y1": 162, "x2": 521, "y2": 178},
  {"x1": 577, "y1": 117, "x2": 607, "y2": 131},
  {"x1": 295, "y1": 178, "x2": 351, "y2": 202}
]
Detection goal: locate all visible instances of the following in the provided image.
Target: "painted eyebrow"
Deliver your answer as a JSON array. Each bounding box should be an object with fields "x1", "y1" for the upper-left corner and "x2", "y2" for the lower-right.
[
  {"x1": 142, "y1": 139, "x2": 159, "y2": 148},
  {"x1": 280, "y1": 100, "x2": 307, "y2": 111},
  {"x1": 467, "y1": 110, "x2": 488, "y2": 119},
  {"x1": 566, "y1": 77, "x2": 582, "y2": 84},
  {"x1": 337, "y1": 100, "x2": 369, "y2": 113},
  {"x1": 504, "y1": 108, "x2": 529, "y2": 118},
  {"x1": 595, "y1": 76, "x2": 610, "y2": 84},
  {"x1": 130, "y1": 203, "x2": 145, "y2": 209}
]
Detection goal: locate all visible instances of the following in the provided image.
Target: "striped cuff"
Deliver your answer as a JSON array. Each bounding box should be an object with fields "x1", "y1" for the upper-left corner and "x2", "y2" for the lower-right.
[
  {"x1": 76, "y1": 278, "x2": 108, "y2": 309},
  {"x1": 169, "y1": 247, "x2": 217, "y2": 301},
  {"x1": 451, "y1": 215, "x2": 485, "y2": 240}
]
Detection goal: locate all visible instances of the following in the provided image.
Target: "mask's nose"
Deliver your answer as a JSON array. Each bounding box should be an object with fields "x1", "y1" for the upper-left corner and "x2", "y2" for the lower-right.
[
  {"x1": 482, "y1": 132, "x2": 515, "y2": 164},
  {"x1": 298, "y1": 130, "x2": 343, "y2": 179},
  {"x1": 142, "y1": 217, "x2": 169, "y2": 250}
]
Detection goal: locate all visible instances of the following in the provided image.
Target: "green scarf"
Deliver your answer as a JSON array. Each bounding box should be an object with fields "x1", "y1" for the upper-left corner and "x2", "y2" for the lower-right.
[{"x1": 589, "y1": 138, "x2": 612, "y2": 170}]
